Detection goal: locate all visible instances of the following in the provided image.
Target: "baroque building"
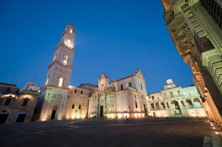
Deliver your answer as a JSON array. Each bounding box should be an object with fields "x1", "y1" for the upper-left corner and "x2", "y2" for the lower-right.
[
  {"x1": 148, "y1": 79, "x2": 207, "y2": 118},
  {"x1": 88, "y1": 70, "x2": 148, "y2": 119},
  {"x1": 161, "y1": 0, "x2": 222, "y2": 125}
]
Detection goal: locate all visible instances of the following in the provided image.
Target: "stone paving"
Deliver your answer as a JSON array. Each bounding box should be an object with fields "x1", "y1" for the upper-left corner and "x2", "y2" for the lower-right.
[{"x1": 0, "y1": 118, "x2": 213, "y2": 147}]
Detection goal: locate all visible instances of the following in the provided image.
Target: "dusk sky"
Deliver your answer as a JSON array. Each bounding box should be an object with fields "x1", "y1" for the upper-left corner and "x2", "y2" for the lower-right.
[{"x1": 0, "y1": 0, "x2": 194, "y2": 93}]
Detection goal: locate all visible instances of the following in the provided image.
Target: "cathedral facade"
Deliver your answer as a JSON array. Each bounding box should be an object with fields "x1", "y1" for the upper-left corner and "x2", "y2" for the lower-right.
[{"x1": 35, "y1": 24, "x2": 207, "y2": 121}]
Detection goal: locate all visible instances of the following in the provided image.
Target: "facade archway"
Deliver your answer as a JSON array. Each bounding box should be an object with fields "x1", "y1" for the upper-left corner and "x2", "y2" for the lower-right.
[
  {"x1": 171, "y1": 100, "x2": 180, "y2": 110},
  {"x1": 166, "y1": 102, "x2": 170, "y2": 108},
  {"x1": 193, "y1": 98, "x2": 202, "y2": 107},
  {"x1": 186, "y1": 99, "x2": 193, "y2": 107},
  {"x1": 161, "y1": 102, "x2": 166, "y2": 109},
  {"x1": 151, "y1": 103, "x2": 155, "y2": 109},
  {"x1": 181, "y1": 101, "x2": 185, "y2": 107}
]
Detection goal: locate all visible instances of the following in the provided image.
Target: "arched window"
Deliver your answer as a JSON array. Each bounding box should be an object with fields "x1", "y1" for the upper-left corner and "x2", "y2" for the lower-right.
[
  {"x1": 135, "y1": 101, "x2": 138, "y2": 108},
  {"x1": 166, "y1": 102, "x2": 170, "y2": 108},
  {"x1": 151, "y1": 103, "x2": 154, "y2": 109},
  {"x1": 152, "y1": 96, "x2": 154, "y2": 100},
  {"x1": 161, "y1": 102, "x2": 166, "y2": 109},
  {"x1": 181, "y1": 101, "x2": 185, "y2": 107},
  {"x1": 58, "y1": 77, "x2": 64, "y2": 87},
  {"x1": 170, "y1": 92, "x2": 173, "y2": 97},
  {"x1": 164, "y1": 93, "x2": 166, "y2": 98}
]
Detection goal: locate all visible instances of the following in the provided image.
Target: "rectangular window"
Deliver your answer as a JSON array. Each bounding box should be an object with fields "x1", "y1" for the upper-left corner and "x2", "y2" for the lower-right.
[
  {"x1": 79, "y1": 105, "x2": 81, "y2": 109},
  {"x1": 74, "y1": 90, "x2": 77, "y2": 93},
  {"x1": 4, "y1": 98, "x2": 12, "y2": 106},
  {"x1": 121, "y1": 85, "x2": 123, "y2": 90},
  {"x1": 81, "y1": 91, "x2": 83, "y2": 94},
  {"x1": 72, "y1": 104, "x2": 75, "y2": 109},
  {"x1": 141, "y1": 84, "x2": 143, "y2": 90},
  {"x1": 129, "y1": 82, "x2": 132, "y2": 87},
  {"x1": 22, "y1": 99, "x2": 28, "y2": 106}
]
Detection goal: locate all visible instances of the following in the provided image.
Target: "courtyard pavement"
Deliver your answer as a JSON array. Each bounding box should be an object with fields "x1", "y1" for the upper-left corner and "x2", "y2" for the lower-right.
[{"x1": 0, "y1": 118, "x2": 213, "y2": 147}]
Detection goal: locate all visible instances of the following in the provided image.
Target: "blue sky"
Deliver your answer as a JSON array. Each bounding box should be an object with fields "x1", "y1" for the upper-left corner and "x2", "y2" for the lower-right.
[{"x1": 0, "y1": 0, "x2": 194, "y2": 93}]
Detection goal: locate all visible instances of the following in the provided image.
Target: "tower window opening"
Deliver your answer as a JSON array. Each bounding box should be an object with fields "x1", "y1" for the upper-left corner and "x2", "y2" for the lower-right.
[
  {"x1": 120, "y1": 85, "x2": 123, "y2": 90},
  {"x1": 45, "y1": 78, "x2": 49, "y2": 85},
  {"x1": 53, "y1": 54, "x2": 57, "y2": 61},
  {"x1": 63, "y1": 55, "x2": 68, "y2": 65},
  {"x1": 135, "y1": 101, "x2": 138, "y2": 108},
  {"x1": 72, "y1": 104, "x2": 74, "y2": 109},
  {"x1": 58, "y1": 77, "x2": 64, "y2": 87},
  {"x1": 129, "y1": 82, "x2": 132, "y2": 87}
]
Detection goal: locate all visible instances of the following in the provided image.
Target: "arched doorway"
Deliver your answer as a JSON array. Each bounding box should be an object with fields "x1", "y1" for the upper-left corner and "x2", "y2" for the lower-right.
[{"x1": 14, "y1": 111, "x2": 26, "y2": 123}]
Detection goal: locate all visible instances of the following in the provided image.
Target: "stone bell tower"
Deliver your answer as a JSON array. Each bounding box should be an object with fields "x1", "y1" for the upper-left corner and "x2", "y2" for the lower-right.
[
  {"x1": 45, "y1": 23, "x2": 76, "y2": 88},
  {"x1": 36, "y1": 24, "x2": 76, "y2": 121}
]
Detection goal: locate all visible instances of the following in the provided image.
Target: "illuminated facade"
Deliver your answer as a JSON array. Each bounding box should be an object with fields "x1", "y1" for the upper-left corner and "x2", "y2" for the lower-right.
[
  {"x1": 161, "y1": 0, "x2": 222, "y2": 125},
  {"x1": 148, "y1": 79, "x2": 207, "y2": 118},
  {"x1": 0, "y1": 83, "x2": 39, "y2": 124},
  {"x1": 36, "y1": 23, "x2": 76, "y2": 121},
  {"x1": 88, "y1": 70, "x2": 148, "y2": 119}
]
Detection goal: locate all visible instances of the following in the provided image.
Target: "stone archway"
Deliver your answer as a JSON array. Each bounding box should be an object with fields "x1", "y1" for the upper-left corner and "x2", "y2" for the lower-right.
[
  {"x1": 193, "y1": 98, "x2": 202, "y2": 107},
  {"x1": 151, "y1": 103, "x2": 155, "y2": 109},
  {"x1": 161, "y1": 102, "x2": 166, "y2": 109},
  {"x1": 171, "y1": 100, "x2": 181, "y2": 115},
  {"x1": 186, "y1": 99, "x2": 193, "y2": 107}
]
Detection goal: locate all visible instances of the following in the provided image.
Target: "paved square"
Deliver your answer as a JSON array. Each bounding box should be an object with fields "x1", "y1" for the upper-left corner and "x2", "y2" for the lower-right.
[{"x1": 0, "y1": 118, "x2": 212, "y2": 147}]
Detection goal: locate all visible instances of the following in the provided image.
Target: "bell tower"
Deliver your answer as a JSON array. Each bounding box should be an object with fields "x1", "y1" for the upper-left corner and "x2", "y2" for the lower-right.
[
  {"x1": 45, "y1": 23, "x2": 76, "y2": 89},
  {"x1": 36, "y1": 24, "x2": 76, "y2": 121}
]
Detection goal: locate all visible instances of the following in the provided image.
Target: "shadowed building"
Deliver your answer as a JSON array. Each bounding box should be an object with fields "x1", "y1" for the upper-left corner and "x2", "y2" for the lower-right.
[{"x1": 161, "y1": 0, "x2": 222, "y2": 125}]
